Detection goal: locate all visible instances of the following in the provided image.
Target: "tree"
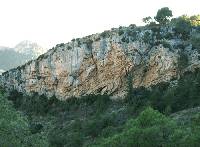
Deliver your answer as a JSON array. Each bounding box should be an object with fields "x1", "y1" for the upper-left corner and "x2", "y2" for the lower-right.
[
  {"x1": 190, "y1": 15, "x2": 200, "y2": 26},
  {"x1": 172, "y1": 15, "x2": 192, "y2": 39},
  {"x1": 142, "y1": 16, "x2": 152, "y2": 24},
  {"x1": 154, "y1": 7, "x2": 173, "y2": 25},
  {"x1": 0, "y1": 90, "x2": 49, "y2": 146},
  {"x1": 100, "y1": 107, "x2": 186, "y2": 147}
]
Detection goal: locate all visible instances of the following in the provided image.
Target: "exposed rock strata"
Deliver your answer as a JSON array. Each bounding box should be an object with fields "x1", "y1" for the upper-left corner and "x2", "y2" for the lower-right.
[{"x1": 0, "y1": 27, "x2": 198, "y2": 99}]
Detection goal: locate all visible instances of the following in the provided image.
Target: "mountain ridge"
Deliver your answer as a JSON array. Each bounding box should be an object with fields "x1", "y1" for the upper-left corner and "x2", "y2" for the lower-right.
[{"x1": 1, "y1": 23, "x2": 199, "y2": 99}]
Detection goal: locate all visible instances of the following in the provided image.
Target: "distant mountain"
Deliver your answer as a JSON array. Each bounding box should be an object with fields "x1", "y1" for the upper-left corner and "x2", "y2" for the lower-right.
[
  {"x1": 14, "y1": 40, "x2": 46, "y2": 58},
  {"x1": 0, "y1": 41, "x2": 46, "y2": 71}
]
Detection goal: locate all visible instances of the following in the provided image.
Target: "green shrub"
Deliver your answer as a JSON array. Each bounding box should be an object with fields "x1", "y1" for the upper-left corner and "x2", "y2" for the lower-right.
[
  {"x1": 99, "y1": 108, "x2": 186, "y2": 147},
  {"x1": 0, "y1": 91, "x2": 49, "y2": 147},
  {"x1": 143, "y1": 31, "x2": 152, "y2": 43},
  {"x1": 118, "y1": 29, "x2": 124, "y2": 36},
  {"x1": 100, "y1": 31, "x2": 110, "y2": 38},
  {"x1": 191, "y1": 33, "x2": 200, "y2": 50},
  {"x1": 121, "y1": 37, "x2": 129, "y2": 43},
  {"x1": 177, "y1": 51, "x2": 188, "y2": 71},
  {"x1": 129, "y1": 24, "x2": 136, "y2": 29},
  {"x1": 154, "y1": 7, "x2": 173, "y2": 25},
  {"x1": 161, "y1": 40, "x2": 172, "y2": 49},
  {"x1": 172, "y1": 16, "x2": 192, "y2": 39},
  {"x1": 84, "y1": 39, "x2": 93, "y2": 49},
  {"x1": 67, "y1": 46, "x2": 72, "y2": 50},
  {"x1": 3, "y1": 68, "x2": 200, "y2": 147},
  {"x1": 56, "y1": 43, "x2": 65, "y2": 48}
]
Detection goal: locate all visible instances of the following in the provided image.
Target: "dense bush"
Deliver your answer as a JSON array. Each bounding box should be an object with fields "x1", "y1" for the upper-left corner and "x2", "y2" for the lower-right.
[
  {"x1": 191, "y1": 33, "x2": 200, "y2": 50},
  {"x1": 95, "y1": 107, "x2": 200, "y2": 147},
  {"x1": 7, "y1": 91, "x2": 111, "y2": 116},
  {"x1": 177, "y1": 51, "x2": 189, "y2": 71},
  {"x1": 118, "y1": 29, "x2": 124, "y2": 36},
  {"x1": 0, "y1": 89, "x2": 49, "y2": 146},
  {"x1": 172, "y1": 16, "x2": 192, "y2": 39},
  {"x1": 143, "y1": 31, "x2": 152, "y2": 43},
  {"x1": 126, "y1": 68, "x2": 200, "y2": 114},
  {"x1": 100, "y1": 31, "x2": 110, "y2": 38},
  {"x1": 154, "y1": 7, "x2": 173, "y2": 25}
]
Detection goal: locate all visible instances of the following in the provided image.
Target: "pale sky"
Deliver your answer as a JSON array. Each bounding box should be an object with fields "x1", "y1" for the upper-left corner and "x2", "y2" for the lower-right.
[{"x1": 0, "y1": 0, "x2": 199, "y2": 49}]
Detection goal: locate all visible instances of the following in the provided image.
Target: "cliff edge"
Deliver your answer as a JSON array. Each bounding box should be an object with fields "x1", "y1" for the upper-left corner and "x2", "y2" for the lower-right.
[{"x1": 1, "y1": 25, "x2": 199, "y2": 99}]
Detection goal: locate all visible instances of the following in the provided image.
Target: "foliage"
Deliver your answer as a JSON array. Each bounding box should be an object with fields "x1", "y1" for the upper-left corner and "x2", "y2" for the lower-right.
[
  {"x1": 2, "y1": 68, "x2": 200, "y2": 146},
  {"x1": 56, "y1": 43, "x2": 65, "y2": 48},
  {"x1": 142, "y1": 16, "x2": 152, "y2": 24},
  {"x1": 161, "y1": 40, "x2": 172, "y2": 49},
  {"x1": 84, "y1": 39, "x2": 93, "y2": 49},
  {"x1": 118, "y1": 28, "x2": 124, "y2": 36},
  {"x1": 143, "y1": 31, "x2": 152, "y2": 44},
  {"x1": 129, "y1": 24, "x2": 136, "y2": 29},
  {"x1": 172, "y1": 16, "x2": 192, "y2": 39},
  {"x1": 177, "y1": 51, "x2": 189, "y2": 71},
  {"x1": 154, "y1": 7, "x2": 173, "y2": 25},
  {"x1": 190, "y1": 15, "x2": 200, "y2": 27},
  {"x1": 191, "y1": 32, "x2": 200, "y2": 50},
  {"x1": 95, "y1": 107, "x2": 200, "y2": 147},
  {"x1": 100, "y1": 31, "x2": 110, "y2": 38},
  {"x1": 0, "y1": 89, "x2": 49, "y2": 146},
  {"x1": 121, "y1": 37, "x2": 129, "y2": 43}
]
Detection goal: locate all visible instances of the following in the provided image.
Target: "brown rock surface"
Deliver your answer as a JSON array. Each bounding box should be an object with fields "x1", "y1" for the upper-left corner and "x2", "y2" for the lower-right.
[{"x1": 1, "y1": 27, "x2": 192, "y2": 99}]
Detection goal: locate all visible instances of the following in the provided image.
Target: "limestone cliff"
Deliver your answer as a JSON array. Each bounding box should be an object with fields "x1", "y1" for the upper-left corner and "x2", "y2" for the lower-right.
[{"x1": 0, "y1": 26, "x2": 199, "y2": 99}]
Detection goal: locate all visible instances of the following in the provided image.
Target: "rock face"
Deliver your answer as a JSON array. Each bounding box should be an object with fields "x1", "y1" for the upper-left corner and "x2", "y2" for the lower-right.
[{"x1": 0, "y1": 26, "x2": 199, "y2": 99}]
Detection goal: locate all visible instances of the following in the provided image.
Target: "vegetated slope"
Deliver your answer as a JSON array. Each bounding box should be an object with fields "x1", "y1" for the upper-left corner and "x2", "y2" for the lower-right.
[
  {"x1": 2, "y1": 67, "x2": 200, "y2": 146},
  {"x1": 0, "y1": 87, "x2": 49, "y2": 146},
  {"x1": 0, "y1": 41, "x2": 46, "y2": 71}
]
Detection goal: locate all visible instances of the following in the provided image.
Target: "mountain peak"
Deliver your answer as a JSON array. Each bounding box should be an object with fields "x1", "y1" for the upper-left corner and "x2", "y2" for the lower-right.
[
  {"x1": 0, "y1": 41, "x2": 47, "y2": 71},
  {"x1": 14, "y1": 40, "x2": 47, "y2": 57}
]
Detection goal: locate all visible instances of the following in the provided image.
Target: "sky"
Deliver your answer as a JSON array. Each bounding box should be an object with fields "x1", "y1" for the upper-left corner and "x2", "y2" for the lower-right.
[{"x1": 0, "y1": 0, "x2": 199, "y2": 49}]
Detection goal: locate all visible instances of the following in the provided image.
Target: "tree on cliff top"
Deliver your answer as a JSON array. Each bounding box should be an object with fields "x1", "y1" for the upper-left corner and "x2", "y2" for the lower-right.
[{"x1": 154, "y1": 7, "x2": 173, "y2": 25}]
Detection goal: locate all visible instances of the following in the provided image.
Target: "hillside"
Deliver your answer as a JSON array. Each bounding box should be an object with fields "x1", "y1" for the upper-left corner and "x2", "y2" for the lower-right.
[
  {"x1": 1, "y1": 14, "x2": 200, "y2": 99},
  {"x1": 1, "y1": 7, "x2": 200, "y2": 147}
]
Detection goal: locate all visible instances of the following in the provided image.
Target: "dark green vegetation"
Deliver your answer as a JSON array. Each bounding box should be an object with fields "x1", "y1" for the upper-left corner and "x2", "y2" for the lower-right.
[
  {"x1": 1, "y1": 68, "x2": 200, "y2": 146},
  {"x1": 154, "y1": 7, "x2": 173, "y2": 25},
  {"x1": 0, "y1": 87, "x2": 49, "y2": 146}
]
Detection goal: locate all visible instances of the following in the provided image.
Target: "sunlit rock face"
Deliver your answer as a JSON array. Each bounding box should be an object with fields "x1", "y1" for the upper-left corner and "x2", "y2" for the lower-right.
[{"x1": 0, "y1": 26, "x2": 198, "y2": 99}]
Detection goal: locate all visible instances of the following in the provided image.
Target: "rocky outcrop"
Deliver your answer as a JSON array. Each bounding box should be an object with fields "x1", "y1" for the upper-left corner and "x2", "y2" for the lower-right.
[{"x1": 0, "y1": 26, "x2": 199, "y2": 99}]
